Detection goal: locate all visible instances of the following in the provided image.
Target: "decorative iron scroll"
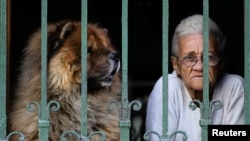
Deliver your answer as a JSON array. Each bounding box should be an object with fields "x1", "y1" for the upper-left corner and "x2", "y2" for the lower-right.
[
  {"x1": 4, "y1": 131, "x2": 25, "y2": 141},
  {"x1": 143, "y1": 130, "x2": 187, "y2": 141},
  {"x1": 26, "y1": 100, "x2": 61, "y2": 117},
  {"x1": 109, "y1": 99, "x2": 142, "y2": 120},
  {"x1": 26, "y1": 100, "x2": 61, "y2": 129},
  {"x1": 189, "y1": 99, "x2": 223, "y2": 120},
  {"x1": 60, "y1": 130, "x2": 106, "y2": 141}
]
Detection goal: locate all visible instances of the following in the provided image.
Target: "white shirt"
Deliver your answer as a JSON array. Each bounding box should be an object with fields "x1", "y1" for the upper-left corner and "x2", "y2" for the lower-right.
[{"x1": 146, "y1": 71, "x2": 244, "y2": 141}]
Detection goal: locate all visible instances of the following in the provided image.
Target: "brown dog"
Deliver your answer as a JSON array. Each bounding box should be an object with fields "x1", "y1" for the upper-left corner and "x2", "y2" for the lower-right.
[{"x1": 8, "y1": 21, "x2": 121, "y2": 141}]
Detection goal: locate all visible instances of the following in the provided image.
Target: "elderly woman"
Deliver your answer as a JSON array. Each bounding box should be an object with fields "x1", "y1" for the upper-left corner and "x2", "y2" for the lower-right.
[{"x1": 146, "y1": 14, "x2": 244, "y2": 141}]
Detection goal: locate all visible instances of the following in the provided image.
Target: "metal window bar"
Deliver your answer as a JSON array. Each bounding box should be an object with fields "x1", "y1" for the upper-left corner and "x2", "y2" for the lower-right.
[
  {"x1": 81, "y1": 0, "x2": 88, "y2": 137},
  {"x1": 200, "y1": 1, "x2": 210, "y2": 141},
  {"x1": 0, "y1": 0, "x2": 7, "y2": 138},
  {"x1": 244, "y1": 0, "x2": 250, "y2": 125},
  {"x1": 39, "y1": 0, "x2": 49, "y2": 140},
  {"x1": 120, "y1": 0, "x2": 142, "y2": 141},
  {"x1": 161, "y1": 0, "x2": 169, "y2": 140}
]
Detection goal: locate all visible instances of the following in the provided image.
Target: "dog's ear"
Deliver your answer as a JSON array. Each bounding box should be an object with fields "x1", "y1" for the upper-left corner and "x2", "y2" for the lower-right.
[
  {"x1": 51, "y1": 22, "x2": 74, "y2": 49},
  {"x1": 103, "y1": 28, "x2": 108, "y2": 33},
  {"x1": 48, "y1": 21, "x2": 75, "y2": 59},
  {"x1": 59, "y1": 22, "x2": 74, "y2": 40}
]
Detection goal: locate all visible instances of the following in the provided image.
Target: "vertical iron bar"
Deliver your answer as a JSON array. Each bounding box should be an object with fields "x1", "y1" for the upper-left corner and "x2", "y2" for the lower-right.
[
  {"x1": 244, "y1": 0, "x2": 250, "y2": 124},
  {"x1": 162, "y1": 0, "x2": 169, "y2": 139},
  {"x1": 40, "y1": 0, "x2": 49, "y2": 140},
  {"x1": 121, "y1": 0, "x2": 128, "y2": 105},
  {"x1": 81, "y1": 0, "x2": 88, "y2": 136},
  {"x1": 202, "y1": 0, "x2": 209, "y2": 141},
  {"x1": 0, "y1": 0, "x2": 7, "y2": 139},
  {"x1": 120, "y1": 0, "x2": 130, "y2": 140}
]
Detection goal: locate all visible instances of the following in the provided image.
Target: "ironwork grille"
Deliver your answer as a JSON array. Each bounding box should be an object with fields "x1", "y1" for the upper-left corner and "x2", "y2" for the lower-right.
[{"x1": 0, "y1": 0, "x2": 249, "y2": 141}]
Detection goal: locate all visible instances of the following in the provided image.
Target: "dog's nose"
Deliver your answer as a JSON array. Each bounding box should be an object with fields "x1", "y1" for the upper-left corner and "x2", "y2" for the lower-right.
[{"x1": 109, "y1": 52, "x2": 119, "y2": 62}]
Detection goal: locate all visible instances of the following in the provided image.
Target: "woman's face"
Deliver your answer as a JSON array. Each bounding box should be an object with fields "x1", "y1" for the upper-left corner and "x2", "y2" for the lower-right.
[{"x1": 171, "y1": 33, "x2": 220, "y2": 91}]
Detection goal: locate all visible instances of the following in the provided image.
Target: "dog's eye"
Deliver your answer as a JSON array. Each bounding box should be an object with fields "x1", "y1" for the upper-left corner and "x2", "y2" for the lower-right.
[{"x1": 87, "y1": 46, "x2": 93, "y2": 54}]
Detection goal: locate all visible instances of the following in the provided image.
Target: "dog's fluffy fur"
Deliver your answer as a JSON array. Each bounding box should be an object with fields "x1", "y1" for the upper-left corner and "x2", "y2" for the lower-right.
[{"x1": 8, "y1": 21, "x2": 121, "y2": 141}]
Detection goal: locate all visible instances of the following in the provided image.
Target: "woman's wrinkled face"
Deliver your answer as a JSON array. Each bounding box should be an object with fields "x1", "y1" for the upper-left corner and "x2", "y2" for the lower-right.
[{"x1": 171, "y1": 34, "x2": 219, "y2": 91}]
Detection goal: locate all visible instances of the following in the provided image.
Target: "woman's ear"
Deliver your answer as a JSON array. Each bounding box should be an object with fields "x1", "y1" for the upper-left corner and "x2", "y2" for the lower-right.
[{"x1": 171, "y1": 56, "x2": 180, "y2": 75}]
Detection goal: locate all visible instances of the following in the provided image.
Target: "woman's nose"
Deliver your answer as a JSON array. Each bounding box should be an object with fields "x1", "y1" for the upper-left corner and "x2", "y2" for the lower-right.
[{"x1": 193, "y1": 58, "x2": 203, "y2": 70}]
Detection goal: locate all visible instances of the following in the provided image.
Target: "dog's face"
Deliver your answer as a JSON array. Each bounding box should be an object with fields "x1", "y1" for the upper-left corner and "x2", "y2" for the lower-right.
[{"x1": 46, "y1": 21, "x2": 120, "y2": 91}]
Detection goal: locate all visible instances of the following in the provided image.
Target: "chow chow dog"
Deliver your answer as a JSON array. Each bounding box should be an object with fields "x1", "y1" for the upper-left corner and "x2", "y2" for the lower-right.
[{"x1": 8, "y1": 21, "x2": 121, "y2": 141}]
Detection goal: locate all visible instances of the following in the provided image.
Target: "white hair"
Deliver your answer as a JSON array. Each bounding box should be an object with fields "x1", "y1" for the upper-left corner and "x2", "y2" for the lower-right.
[{"x1": 171, "y1": 14, "x2": 225, "y2": 57}]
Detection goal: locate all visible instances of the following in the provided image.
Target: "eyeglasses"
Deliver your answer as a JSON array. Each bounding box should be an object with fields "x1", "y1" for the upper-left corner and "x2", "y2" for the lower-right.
[{"x1": 177, "y1": 55, "x2": 221, "y2": 67}]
